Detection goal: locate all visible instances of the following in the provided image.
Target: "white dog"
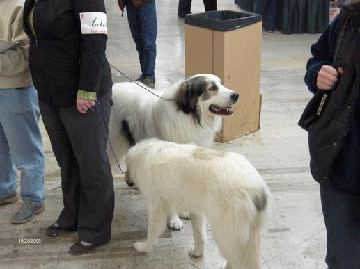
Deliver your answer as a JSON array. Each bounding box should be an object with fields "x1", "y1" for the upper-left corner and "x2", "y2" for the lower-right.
[
  {"x1": 126, "y1": 139, "x2": 270, "y2": 269},
  {"x1": 109, "y1": 74, "x2": 239, "y2": 230}
]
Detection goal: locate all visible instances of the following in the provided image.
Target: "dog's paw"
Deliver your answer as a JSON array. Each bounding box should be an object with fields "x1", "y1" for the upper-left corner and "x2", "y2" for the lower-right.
[
  {"x1": 220, "y1": 262, "x2": 233, "y2": 269},
  {"x1": 179, "y1": 212, "x2": 191, "y2": 220},
  {"x1": 134, "y1": 241, "x2": 150, "y2": 252},
  {"x1": 167, "y1": 218, "x2": 183, "y2": 231},
  {"x1": 189, "y1": 246, "x2": 203, "y2": 258}
]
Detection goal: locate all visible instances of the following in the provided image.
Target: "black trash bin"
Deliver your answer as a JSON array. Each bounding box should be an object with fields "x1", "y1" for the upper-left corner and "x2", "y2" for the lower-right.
[{"x1": 185, "y1": 10, "x2": 262, "y2": 141}]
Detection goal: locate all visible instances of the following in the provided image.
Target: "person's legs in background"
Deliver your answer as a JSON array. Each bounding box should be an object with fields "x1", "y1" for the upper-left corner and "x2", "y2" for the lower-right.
[
  {"x1": 203, "y1": 0, "x2": 217, "y2": 11},
  {"x1": 0, "y1": 86, "x2": 45, "y2": 223},
  {"x1": 320, "y1": 185, "x2": 360, "y2": 269},
  {"x1": 0, "y1": 122, "x2": 18, "y2": 203},
  {"x1": 178, "y1": 0, "x2": 192, "y2": 18},
  {"x1": 254, "y1": 0, "x2": 276, "y2": 32},
  {"x1": 263, "y1": 0, "x2": 277, "y2": 32},
  {"x1": 126, "y1": 1, "x2": 157, "y2": 88},
  {"x1": 138, "y1": 1, "x2": 157, "y2": 88},
  {"x1": 253, "y1": 0, "x2": 265, "y2": 17},
  {"x1": 126, "y1": 1, "x2": 144, "y2": 81}
]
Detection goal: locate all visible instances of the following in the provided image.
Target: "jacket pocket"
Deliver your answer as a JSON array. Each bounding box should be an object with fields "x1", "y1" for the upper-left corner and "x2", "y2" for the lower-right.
[{"x1": 298, "y1": 91, "x2": 331, "y2": 131}]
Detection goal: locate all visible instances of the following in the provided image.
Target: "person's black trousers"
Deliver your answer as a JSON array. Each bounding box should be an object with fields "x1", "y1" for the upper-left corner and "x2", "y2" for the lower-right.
[
  {"x1": 39, "y1": 91, "x2": 114, "y2": 246},
  {"x1": 203, "y1": 0, "x2": 217, "y2": 11},
  {"x1": 178, "y1": 0, "x2": 217, "y2": 17},
  {"x1": 320, "y1": 185, "x2": 360, "y2": 268}
]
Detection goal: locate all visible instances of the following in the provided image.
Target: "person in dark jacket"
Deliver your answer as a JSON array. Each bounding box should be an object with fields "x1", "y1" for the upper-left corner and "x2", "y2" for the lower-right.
[
  {"x1": 304, "y1": 1, "x2": 360, "y2": 267},
  {"x1": 23, "y1": 0, "x2": 114, "y2": 255},
  {"x1": 118, "y1": 0, "x2": 157, "y2": 88}
]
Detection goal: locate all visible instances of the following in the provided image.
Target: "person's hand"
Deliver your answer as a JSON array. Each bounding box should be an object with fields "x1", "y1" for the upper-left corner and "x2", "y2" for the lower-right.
[
  {"x1": 317, "y1": 65, "x2": 343, "y2": 91},
  {"x1": 77, "y1": 98, "x2": 95, "y2": 114}
]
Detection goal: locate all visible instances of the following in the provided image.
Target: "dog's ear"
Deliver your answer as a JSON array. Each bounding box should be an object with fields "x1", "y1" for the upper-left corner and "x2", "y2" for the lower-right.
[{"x1": 175, "y1": 76, "x2": 206, "y2": 124}]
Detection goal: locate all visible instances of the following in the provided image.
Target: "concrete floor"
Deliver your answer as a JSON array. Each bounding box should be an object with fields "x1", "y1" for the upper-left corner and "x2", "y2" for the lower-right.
[{"x1": 0, "y1": 1, "x2": 328, "y2": 268}]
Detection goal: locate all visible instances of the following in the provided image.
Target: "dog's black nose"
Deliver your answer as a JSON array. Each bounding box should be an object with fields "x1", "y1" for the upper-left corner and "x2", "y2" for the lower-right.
[{"x1": 231, "y1": 93, "x2": 239, "y2": 102}]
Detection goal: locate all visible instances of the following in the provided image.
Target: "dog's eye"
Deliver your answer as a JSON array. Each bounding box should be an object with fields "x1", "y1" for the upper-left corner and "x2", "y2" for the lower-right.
[{"x1": 209, "y1": 85, "x2": 218, "y2": 91}]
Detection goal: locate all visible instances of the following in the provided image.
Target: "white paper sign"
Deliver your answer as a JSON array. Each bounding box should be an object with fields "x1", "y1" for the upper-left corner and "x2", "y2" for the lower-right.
[{"x1": 79, "y1": 12, "x2": 107, "y2": 34}]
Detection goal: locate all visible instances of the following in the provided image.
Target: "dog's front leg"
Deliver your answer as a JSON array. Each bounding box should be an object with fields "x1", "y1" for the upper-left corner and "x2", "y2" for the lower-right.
[
  {"x1": 167, "y1": 212, "x2": 183, "y2": 230},
  {"x1": 134, "y1": 202, "x2": 167, "y2": 253},
  {"x1": 189, "y1": 213, "x2": 206, "y2": 258}
]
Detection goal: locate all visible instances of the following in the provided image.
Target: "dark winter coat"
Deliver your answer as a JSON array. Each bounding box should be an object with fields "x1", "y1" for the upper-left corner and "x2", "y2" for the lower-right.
[
  {"x1": 304, "y1": 5, "x2": 360, "y2": 192},
  {"x1": 23, "y1": 0, "x2": 112, "y2": 107}
]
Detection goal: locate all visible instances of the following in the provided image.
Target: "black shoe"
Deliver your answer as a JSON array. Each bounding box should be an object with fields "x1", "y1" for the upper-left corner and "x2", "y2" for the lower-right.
[
  {"x1": 142, "y1": 77, "x2": 155, "y2": 89},
  {"x1": 45, "y1": 223, "x2": 64, "y2": 237},
  {"x1": 69, "y1": 242, "x2": 97, "y2": 255}
]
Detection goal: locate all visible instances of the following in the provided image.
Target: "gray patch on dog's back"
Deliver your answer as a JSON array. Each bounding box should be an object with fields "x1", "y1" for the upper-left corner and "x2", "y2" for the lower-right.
[
  {"x1": 253, "y1": 190, "x2": 268, "y2": 212},
  {"x1": 192, "y1": 147, "x2": 226, "y2": 160}
]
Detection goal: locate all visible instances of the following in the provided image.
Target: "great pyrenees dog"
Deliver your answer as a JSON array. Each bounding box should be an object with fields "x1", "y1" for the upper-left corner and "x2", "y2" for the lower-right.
[
  {"x1": 126, "y1": 139, "x2": 270, "y2": 269},
  {"x1": 109, "y1": 74, "x2": 239, "y2": 230}
]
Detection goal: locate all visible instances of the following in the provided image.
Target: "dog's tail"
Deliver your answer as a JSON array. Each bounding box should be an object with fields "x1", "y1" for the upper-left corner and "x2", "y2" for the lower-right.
[{"x1": 207, "y1": 188, "x2": 268, "y2": 269}]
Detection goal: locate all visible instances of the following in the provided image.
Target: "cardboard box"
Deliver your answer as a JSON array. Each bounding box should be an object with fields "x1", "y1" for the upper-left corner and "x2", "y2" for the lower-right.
[{"x1": 185, "y1": 11, "x2": 262, "y2": 142}]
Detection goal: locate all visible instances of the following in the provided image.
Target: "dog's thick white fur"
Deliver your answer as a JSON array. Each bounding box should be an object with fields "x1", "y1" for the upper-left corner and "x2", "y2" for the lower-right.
[
  {"x1": 126, "y1": 138, "x2": 270, "y2": 269},
  {"x1": 109, "y1": 74, "x2": 239, "y2": 230}
]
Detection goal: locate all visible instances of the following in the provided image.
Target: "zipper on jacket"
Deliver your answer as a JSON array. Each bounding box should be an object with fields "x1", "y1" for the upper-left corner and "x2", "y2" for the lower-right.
[{"x1": 316, "y1": 94, "x2": 328, "y2": 116}]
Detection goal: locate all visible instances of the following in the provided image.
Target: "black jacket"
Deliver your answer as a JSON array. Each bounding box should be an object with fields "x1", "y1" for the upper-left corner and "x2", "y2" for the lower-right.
[
  {"x1": 304, "y1": 5, "x2": 360, "y2": 191},
  {"x1": 23, "y1": 0, "x2": 112, "y2": 107}
]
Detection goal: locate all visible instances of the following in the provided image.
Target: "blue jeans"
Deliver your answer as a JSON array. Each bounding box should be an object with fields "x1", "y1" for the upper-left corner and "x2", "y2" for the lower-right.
[
  {"x1": 126, "y1": 0, "x2": 157, "y2": 79},
  {"x1": 320, "y1": 185, "x2": 360, "y2": 269},
  {"x1": 0, "y1": 86, "x2": 45, "y2": 206},
  {"x1": 254, "y1": 0, "x2": 277, "y2": 31}
]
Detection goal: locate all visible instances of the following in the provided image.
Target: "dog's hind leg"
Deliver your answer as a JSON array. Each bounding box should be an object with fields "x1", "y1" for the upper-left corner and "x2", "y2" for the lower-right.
[
  {"x1": 134, "y1": 201, "x2": 167, "y2": 252},
  {"x1": 189, "y1": 213, "x2": 206, "y2": 258}
]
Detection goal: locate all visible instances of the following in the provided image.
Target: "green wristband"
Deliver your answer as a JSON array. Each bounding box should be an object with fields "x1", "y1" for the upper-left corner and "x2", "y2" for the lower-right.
[{"x1": 77, "y1": 90, "x2": 96, "y2": 100}]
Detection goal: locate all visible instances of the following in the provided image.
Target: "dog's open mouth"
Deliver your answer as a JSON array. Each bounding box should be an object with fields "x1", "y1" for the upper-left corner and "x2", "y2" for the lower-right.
[{"x1": 209, "y1": 105, "x2": 234, "y2": 115}]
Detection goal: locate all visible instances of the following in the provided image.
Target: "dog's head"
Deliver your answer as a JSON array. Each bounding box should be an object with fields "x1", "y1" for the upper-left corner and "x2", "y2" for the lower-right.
[{"x1": 175, "y1": 74, "x2": 239, "y2": 124}]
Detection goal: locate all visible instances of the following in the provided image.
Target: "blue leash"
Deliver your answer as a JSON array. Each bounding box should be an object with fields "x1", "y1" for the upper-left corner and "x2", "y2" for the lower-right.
[{"x1": 91, "y1": 100, "x2": 125, "y2": 174}]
